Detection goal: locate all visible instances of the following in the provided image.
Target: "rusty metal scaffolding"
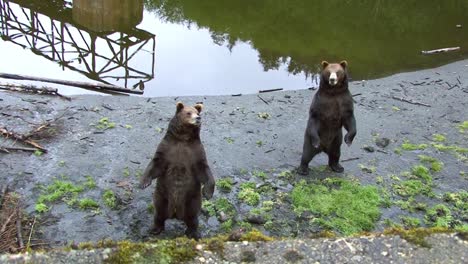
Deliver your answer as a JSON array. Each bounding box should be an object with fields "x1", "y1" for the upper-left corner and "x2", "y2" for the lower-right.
[{"x1": 0, "y1": 0, "x2": 155, "y2": 92}]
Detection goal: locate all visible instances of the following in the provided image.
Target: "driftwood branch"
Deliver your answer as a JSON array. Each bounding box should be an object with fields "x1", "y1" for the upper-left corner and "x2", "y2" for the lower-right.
[
  {"x1": 0, "y1": 146, "x2": 38, "y2": 153},
  {"x1": 0, "y1": 83, "x2": 71, "y2": 101},
  {"x1": 421, "y1": 47, "x2": 460, "y2": 55},
  {"x1": 257, "y1": 95, "x2": 269, "y2": 105},
  {"x1": 0, "y1": 73, "x2": 141, "y2": 95},
  {"x1": 259, "y1": 88, "x2": 283, "y2": 93},
  {"x1": 391, "y1": 96, "x2": 431, "y2": 107},
  {"x1": 0, "y1": 127, "x2": 47, "y2": 153}
]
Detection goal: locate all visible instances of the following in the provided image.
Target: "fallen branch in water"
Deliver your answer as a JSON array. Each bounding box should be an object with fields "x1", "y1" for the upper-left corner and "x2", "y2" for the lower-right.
[
  {"x1": 421, "y1": 47, "x2": 460, "y2": 55},
  {"x1": 391, "y1": 96, "x2": 431, "y2": 107},
  {"x1": 0, "y1": 83, "x2": 71, "y2": 101},
  {"x1": 0, "y1": 73, "x2": 140, "y2": 95}
]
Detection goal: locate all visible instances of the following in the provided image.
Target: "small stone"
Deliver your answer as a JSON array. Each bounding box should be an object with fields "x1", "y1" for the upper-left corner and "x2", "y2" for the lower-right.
[
  {"x1": 218, "y1": 211, "x2": 229, "y2": 222},
  {"x1": 456, "y1": 24, "x2": 462, "y2": 28},
  {"x1": 363, "y1": 145, "x2": 375, "y2": 152},
  {"x1": 207, "y1": 216, "x2": 219, "y2": 227},
  {"x1": 375, "y1": 137, "x2": 391, "y2": 148},
  {"x1": 242, "y1": 241, "x2": 249, "y2": 245},
  {"x1": 199, "y1": 257, "x2": 206, "y2": 262},
  {"x1": 284, "y1": 95, "x2": 291, "y2": 99},
  {"x1": 196, "y1": 244, "x2": 203, "y2": 250},
  {"x1": 246, "y1": 214, "x2": 266, "y2": 225},
  {"x1": 381, "y1": 251, "x2": 388, "y2": 256}
]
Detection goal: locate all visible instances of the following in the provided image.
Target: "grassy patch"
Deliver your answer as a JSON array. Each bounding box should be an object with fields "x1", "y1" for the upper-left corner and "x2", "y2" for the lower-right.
[
  {"x1": 123, "y1": 167, "x2": 130, "y2": 177},
  {"x1": 291, "y1": 178, "x2": 381, "y2": 235},
  {"x1": 278, "y1": 170, "x2": 294, "y2": 181},
  {"x1": 103, "y1": 189, "x2": 117, "y2": 209},
  {"x1": 238, "y1": 182, "x2": 261, "y2": 206},
  {"x1": 432, "y1": 134, "x2": 446, "y2": 142},
  {"x1": 203, "y1": 198, "x2": 236, "y2": 219},
  {"x1": 401, "y1": 140, "x2": 427, "y2": 151},
  {"x1": 400, "y1": 216, "x2": 421, "y2": 229},
  {"x1": 392, "y1": 179, "x2": 433, "y2": 197},
  {"x1": 224, "y1": 137, "x2": 234, "y2": 144},
  {"x1": 410, "y1": 165, "x2": 432, "y2": 184},
  {"x1": 78, "y1": 198, "x2": 99, "y2": 210},
  {"x1": 34, "y1": 150, "x2": 43, "y2": 156},
  {"x1": 418, "y1": 155, "x2": 443, "y2": 172},
  {"x1": 395, "y1": 198, "x2": 427, "y2": 212},
  {"x1": 256, "y1": 140, "x2": 264, "y2": 147},
  {"x1": 358, "y1": 164, "x2": 376, "y2": 174},
  {"x1": 35, "y1": 203, "x2": 49, "y2": 213},
  {"x1": 252, "y1": 170, "x2": 267, "y2": 180},
  {"x1": 424, "y1": 204, "x2": 453, "y2": 228},
  {"x1": 95, "y1": 117, "x2": 116, "y2": 130},
  {"x1": 83, "y1": 175, "x2": 97, "y2": 189},
  {"x1": 458, "y1": 121, "x2": 468, "y2": 133},
  {"x1": 216, "y1": 178, "x2": 234, "y2": 192}
]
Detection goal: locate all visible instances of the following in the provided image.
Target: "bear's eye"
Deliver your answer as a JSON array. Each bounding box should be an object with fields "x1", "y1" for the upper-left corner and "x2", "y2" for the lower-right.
[{"x1": 186, "y1": 112, "x2": 192, "y2": 116}]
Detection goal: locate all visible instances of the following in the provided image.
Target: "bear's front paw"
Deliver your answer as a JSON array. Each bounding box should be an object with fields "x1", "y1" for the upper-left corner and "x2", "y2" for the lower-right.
[
  {"x1": 344, "y1": 134, "x2": 354, "y2": 146},
  {"x1": 202, "y1": 184, "x2": 214, "y2": 199},
  {"x1": 297, "y1": 166, "x2": 309, "y2": 175},
  {"x1": 139, "y1": 177, "x2": 152, "y2": 189}
]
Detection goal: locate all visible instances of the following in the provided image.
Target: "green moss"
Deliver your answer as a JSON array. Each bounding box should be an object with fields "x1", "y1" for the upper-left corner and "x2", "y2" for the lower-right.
[
  {"x1": 418, "y1": 155, "x2": 443, "y2": 172},
  {"x1": 425, "y1": 204, "x2": 453, "y2": 228},
  {"x1": 401, "y1": 140, "x2": 427, "y2": 151},
  {"x1": 376, "y1": 176, "x2": 384, "y2": 185},
  {"x1": 394, "y1": 148, "x2": 402, "y2": 155},
  {"x1": 261, "y1": 200, "x2": 275, "y2": 211},
  {"x1": 103, "y1": 189, "x2": 117, "y2": 209},
  {"x1": 203, "y1": 198, "x2": 236, "y2": 218},
  {"x1": 395, "y1": 198, "x2": 427, "y2": 212},
  {"x1": 383, "y1": 227, "x2": 451, "y2": 248},
  {"x1": 278, "y1": 170, "x2": 294, "y2": 181},
  {"x1": 411, "y1": 165, "x2": 432, "y2": 184},
  {"x1": 216, "y1": 178, "x2": 234, "y2": 192},
  {"x1": 252, "y1": 170, "x2": 268, "y2": 180},
  {"x1": 432, "y1": 134, "x2": 446, "y2": 142},
  {"x1": 392, "y1": 179, "x2": 433, "y2": 197},
  {"x1": 147, "y1": 203, "x2": 155, "y2": 214},
  {"x1": 379, "y1": 188, "x2": 392, "y2": 208},
  {"x1": 123, "y1": 167, "x2": 130, "y2": 177},
  {"x1": 443, "y1": 191, "x2": 468, "y2": 209},
  {"x1": 220, "y1": 219, "x2": 233, "y2": 232},
  {"x1": 238, "y1": 188, "x2": 261, "y2": 206},
  {"x1": 104, "y1": 238, "x2": 198, "y2": 264},
  {"x1": 124, "y1": 124, "x2": 132, "y2": 129},
  {"x1": 400, "y1": 216, "x2": 421, "y2": 229},
  {"x1": 240, "y1": 229, "x2": 273, "y2": 242},
  {"x1": 458, "y1": 121, "x2": 468, "y2": 133},
  {"x1": 95, "y1": 117, "x2": 116, "y2": 130},
  {"x1": 34, "y1": 150, "x2": 43, "y2": 156},
  {"x1": 37, "y1": 180, "x2": 84, "y2": 204},
  {"x1": 78, "y1": 198, "x2": 99, "y2": 210},
  {"x1": 83, "y1": 175, "x2": 97, "y2": 189},
  {"x1": 35, "y1": 203, "x2": 49, "y2": 213},
  {"x1": 291, "y1": 179, "x2": 381, "y2": 235},
  {"x1": 58, "y1": 161, "x2": 66, "y2": 167},
  {"x1": 256, "y1": 140, "x2": 264, "y2": 147}
]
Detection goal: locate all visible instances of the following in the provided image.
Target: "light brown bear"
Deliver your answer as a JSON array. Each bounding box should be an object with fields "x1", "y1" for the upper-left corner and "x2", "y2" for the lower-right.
[
  {"x1": 298, "y1": 61, "x2": 356, "y2": 174},
  {"x1": 139, "y1": 102, "x2": 215, "y2": 239}
]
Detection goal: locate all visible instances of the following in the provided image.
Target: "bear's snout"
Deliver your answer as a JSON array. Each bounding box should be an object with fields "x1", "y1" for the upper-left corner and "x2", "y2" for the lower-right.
[{"x1": 329, "y1": 72, "x2": 338, "y2": 86}]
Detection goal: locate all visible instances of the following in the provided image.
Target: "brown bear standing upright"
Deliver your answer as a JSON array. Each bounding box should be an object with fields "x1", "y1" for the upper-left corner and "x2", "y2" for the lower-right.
[
  {"x1": 139, "y1": 102, "x2": 215, "y2": 239},
  {"x1": 298, "y1": 61, "x2": 356, "y2": 175}
]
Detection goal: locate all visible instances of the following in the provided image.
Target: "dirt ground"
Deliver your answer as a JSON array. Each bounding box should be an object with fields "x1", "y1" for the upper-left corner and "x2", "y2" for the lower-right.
[{"x1": 0, "y1": 60, "x2": 467, "y2": 247}]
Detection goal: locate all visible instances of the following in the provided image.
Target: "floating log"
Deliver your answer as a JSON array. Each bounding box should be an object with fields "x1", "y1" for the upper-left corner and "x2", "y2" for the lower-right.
[
  {"x1": 0, "y1": 73, "x2": 142, "y2": 95},
  {"x1": 421, "y1": 47, "x2": 460, "y2": 55}
]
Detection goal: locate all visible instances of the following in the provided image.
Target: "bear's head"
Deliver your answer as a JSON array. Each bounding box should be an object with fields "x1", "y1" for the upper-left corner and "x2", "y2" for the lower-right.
[
  {"x1": 176, "y1": 102, "x2": 203, "y2": 127},
  {"x1": 321, "y1": 61, "x2": 348, "y2": 87}
]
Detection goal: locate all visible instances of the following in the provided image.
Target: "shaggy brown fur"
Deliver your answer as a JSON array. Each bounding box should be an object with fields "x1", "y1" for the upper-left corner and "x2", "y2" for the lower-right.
[
  {"x1": 298, "y1": 61, "x2": 356, "y2": 174},
  {"x1": 139, "y1": 102, "x2": 215, "y2": 239}
]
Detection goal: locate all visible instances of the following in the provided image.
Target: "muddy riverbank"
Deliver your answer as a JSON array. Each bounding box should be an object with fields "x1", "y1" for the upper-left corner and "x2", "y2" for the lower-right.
[{"x1": 0, "y1": 60, "x2": 467, "y2": 247}]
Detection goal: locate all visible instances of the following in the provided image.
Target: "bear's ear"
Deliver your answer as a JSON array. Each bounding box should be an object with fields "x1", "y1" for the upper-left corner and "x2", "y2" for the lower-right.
[
  {"x1": 194, "y1": 104, "x2": 203, "y2": 113},
  {"x1": 340, "y1": 60, "x2": 348, "y2": 69},
  {"x1": 321, "y1": 61, "x2": 329, "y2": 69},
  {"x1": 176, "y1": 102, "x2": 184, "y2": 113}
]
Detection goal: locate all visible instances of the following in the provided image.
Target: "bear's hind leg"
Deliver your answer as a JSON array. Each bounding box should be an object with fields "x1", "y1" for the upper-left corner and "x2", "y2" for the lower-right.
[
  {"x1": 183, "y1": 195, "x2": 201, "y2": 239},
  {"x1": 152, "y1": 196, "x2": 168, "y2": 235},
  {"x1": 326, "y1": 137, "x2": 344, "y2": 173},
  {"x1": 298, "y1": 134, "x2": 321, "y2": 175}
]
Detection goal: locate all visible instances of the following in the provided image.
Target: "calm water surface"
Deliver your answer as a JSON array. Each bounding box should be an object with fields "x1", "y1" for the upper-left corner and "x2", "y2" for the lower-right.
[{"x1": 0, "y1": 0, "x2": 467, "y2": 96}]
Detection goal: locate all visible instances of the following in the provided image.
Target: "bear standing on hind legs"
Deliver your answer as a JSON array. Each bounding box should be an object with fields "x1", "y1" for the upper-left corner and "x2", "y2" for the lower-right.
[
  {"x1": 298, "y1": 61, "x2": 356, "y2": 175},
  {"x1": 139, "y1": 102, "x2": 215, "y2": 239}
]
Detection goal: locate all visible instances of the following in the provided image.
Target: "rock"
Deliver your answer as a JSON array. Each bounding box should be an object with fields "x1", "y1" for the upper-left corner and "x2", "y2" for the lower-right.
[
  {"x1": 363, "y1": 145, "x2": 375, "y2": 152},
  {"x1": 218, "y1": 211, "x2": 229, "y2": 222},
  {"x1": 246, "y1": 214, "x2": 266, "y2": 225},
  {"x1": 375, "y1": 137, "x2": 390, "y2": 148},
  {"x1": 207, "y1": 216, "x2": 219, "y2": 227}
]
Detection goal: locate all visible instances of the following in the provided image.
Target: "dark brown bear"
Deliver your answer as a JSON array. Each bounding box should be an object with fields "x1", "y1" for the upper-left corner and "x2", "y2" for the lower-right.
[
  {"x1": 139, "y1": 102, "x2": 215, "y2": 239},
  {"x1": 298, "y1": 61, "x2": 356, "y2": 174}
]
